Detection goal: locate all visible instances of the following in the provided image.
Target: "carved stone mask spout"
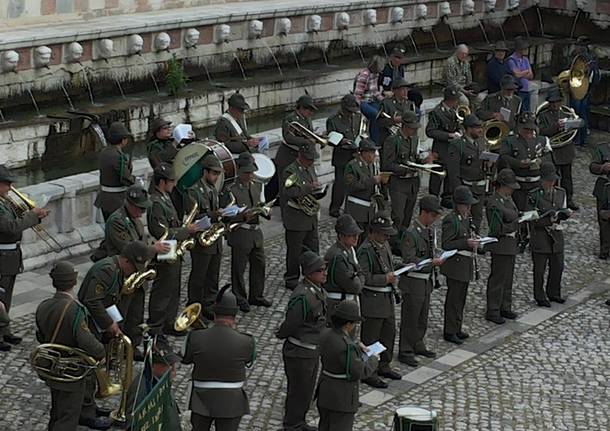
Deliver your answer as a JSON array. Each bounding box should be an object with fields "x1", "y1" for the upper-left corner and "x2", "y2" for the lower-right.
[
  {"x1": 390, "y1": 7, "x2": 404, "y2": 24},
  {"x1": 416, "y1": 4, "x2": 428, "y2": 19},
  {"x1": 1, "y1": 50, "x2": 19, "y2": 73},
  {"x1": 249, "y1": 20, "x2": 264, "y2": 39},
  {"x1": 278, "y1": 18, "x2": 291, "y2": 36},
  {"x1": 307, "y1": 15, "x2": 322, "y2": 33},
  {"x1": 185, "y1": 28, "x2": 200, "y2": 48},
  {"x1": 154, "y1": 32, "x2": 171, "y2": 52},
  {"x1": 127, "y1": 34, "x2": 144, "y2": 55},
  {"x1": 364, "y1": 9, "x2": 377, "y2": 26},
  {"x1": 336, "y1": 12, "x2": 350, "y2": 30},
  {"x1": 34, "y1": 46, "x2": 52, "y2": 68},
  {"x1": 98, "y1": 39, "x2": 114, "y2": 59},
  {"x1": 439, "y1": 2, "x2": 452, "y2": 18},
  {"x1": 215, "y1": 25, "x2": 231, "y2": 44}
]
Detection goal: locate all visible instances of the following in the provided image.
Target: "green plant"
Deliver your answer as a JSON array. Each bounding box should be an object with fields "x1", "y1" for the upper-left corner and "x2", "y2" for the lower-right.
[{"x1": 165, "y1": 54, "x2": 188, "y2": 96}]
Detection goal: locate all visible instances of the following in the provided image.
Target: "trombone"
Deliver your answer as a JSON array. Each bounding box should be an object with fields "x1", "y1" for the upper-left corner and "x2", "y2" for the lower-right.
[{"x1": 288, "y1": 121, "x2": 328, "y2": 148}]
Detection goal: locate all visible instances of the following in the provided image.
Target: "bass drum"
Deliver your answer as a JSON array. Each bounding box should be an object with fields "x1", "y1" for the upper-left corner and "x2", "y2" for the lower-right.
[
  {"x1": 202, "y1": 139, "x2": 237, "y2": 192},
  {"x1": 393, "y1": 406, "x2": 438, "y2": 431},
  {"x1": 252, "y1": 153, "x2": 276, "y2": 184}
]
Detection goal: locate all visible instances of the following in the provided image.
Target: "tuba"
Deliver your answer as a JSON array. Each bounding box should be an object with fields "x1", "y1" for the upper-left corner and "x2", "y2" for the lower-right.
[
  {"x1": 557, "y1": 54, "x2": 590, "y2": 102},
  {"x1": 174, "y1": 303, "x2": 207, "y2": 332},
  {"x1": 535, "y1": 102, "x2": 580, "y2": 149},
  {"x1": 121, "y1": 268, "x2": 156, "y2": 296},
  {"x1": 483, "y1": 120, "x2": 510, "y2": 152},
  {"x1": 288, "y1": 121, "x2": 328, "y2": 148},
  {"x1": 284, "y1": 174, "x2": 320, "y2": 217}
]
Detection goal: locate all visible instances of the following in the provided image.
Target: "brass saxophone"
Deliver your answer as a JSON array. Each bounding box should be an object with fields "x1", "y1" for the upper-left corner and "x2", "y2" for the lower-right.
[
  {"x1": 284, "y1": 174, "x2": 320, "y2": 217},
  {"x1": 176, "y1": 199, "x2": 198, "y2": 258},
  {"x1": 121, "y1": 268, "x2": 156, "y2": 295},
  {"x1": 196, "y1": 195, "x2": 239, "y2": 247}
]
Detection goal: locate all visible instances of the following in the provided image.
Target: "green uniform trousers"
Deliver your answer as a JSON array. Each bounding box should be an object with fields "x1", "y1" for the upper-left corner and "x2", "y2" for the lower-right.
[
  {"x1": 486, "y1": 253, "x2": 515, "y2": 318},
  {"x1": 444, "y1": 278, "x2": 469, "y2": 335}
]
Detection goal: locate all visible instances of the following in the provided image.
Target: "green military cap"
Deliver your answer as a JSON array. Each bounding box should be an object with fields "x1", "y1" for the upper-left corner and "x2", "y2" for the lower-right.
[
  {"x1": 358, "y1": 138, "x2": 379, "y2": 152},
  {"x1": 333, "y1": 300, "x2": 364, "y2": 322},
  {"x1": 401, "y1": 110, "x2": 420, "y2": 129},
  {"x1": 300, "y1": 250, "x2": 326, "y2": 275},
  {"x1": 546, "y1": 89, "x2": 562, "y2": 103},
  {"x1": 419, "y1": 195, "x2": 442, "y2": 214},
  {"x1": 202, "y1": 154, "x2": 225, "y2": 173},
  {"x1": 369, "y1": 211, "x2": 397, "y2": 235},
  {"x1": 517, "y1": 112, "x2": 538, "y2": 130},
  {"x1": 213, "y1": 284, "x2": 238, "y2": 316},
  {"x1": 540, "y1": 162, "x2": 559, "y2": 182},
  {"x1": 149, "y1": 118, "x2": 171, "y2": 135},
  {"x1": 443, "y1": 86, "x2": 460, "y2": 101},
  {"x1": 126, "y1": 185, "x2": 152, "y2": 209},
  {"x1": 296, "y1": 95, "x2": 318, "y2": 111},
  {"x1": 392, "y1": 77, "x2": 411, "y2": 90},
  {"x1": 108, "y1": 121, "x2": 131, "y2": 144},
  {"x1": 335, "y1": 214, "x2": 363, "y2": 235},
  {"x1": 463, "y1": 114, "x2": 483, "y2": 128},
  {"x1": 228, "y1": 92, "x2": 250, "y2": 111},
  {"x1": 496, "y1": 168, "x2": 521, "y2": 189},
  {"x1": 299, "y1": 142, "x2": 319, "y2": 160},
  {"x1": 341, "y1": 94, "x2": 360, "y2": 113},
  {"x1": 122, "y1": 240, "x2": 152, "y2": 272},
  {"x1": 453, "y1": 185, "x2": 479, "y2": 205},
  {"x1": 238, "y1": 160, "x2": 257, "y2": 174},
  {"x1": 0, "y1": 165, "x2": 15, "y2": 184},
  {"x1": 154, "y1": 163, "x2": 176, "y2": 181},
  {"x1": 49, "y1": 261, "x2": 78, "y2": 290},
  {"x1": 500, "y1": 74, "x2": 518, "y2": 90}
]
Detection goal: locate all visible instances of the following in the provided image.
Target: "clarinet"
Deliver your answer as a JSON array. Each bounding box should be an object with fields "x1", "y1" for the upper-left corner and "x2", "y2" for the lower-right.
[
  {"x1": 469, "y1": 215, "x2": 480, "y2": 281},
  {"x1": 370, "y1": 240, "x2": 401, "y2": 304},
  {"x1": 430, "y1": 227, "x2": 441, "y2": 289}
]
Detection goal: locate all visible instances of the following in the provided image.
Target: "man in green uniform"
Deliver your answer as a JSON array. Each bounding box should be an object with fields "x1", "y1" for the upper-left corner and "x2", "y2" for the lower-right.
[
  {"x1": 35, "y1": 261, "x2": 110, "y2": 431},
  {"x1": 447, "y1": 114, "x2": 490, "y2": 232},
  {"x1": 327, "y1": 94, "x2": 362, "y2": 217},
  {"x1": 94, "y1": 122, "x2": 135, "y2": 221},
  {"x1": 589, "y1": 141, "x2": 610, "y2": 259},
  {"x1": 398, "y1": 195, "x2": 443, "y2": 366},
  {"x1": 0, "y1": 164, "x2": 48, "y2": 351},
  {"x1": 377, "y1": 77, "x2": 415, "y2": 147},
  {"x1": 281, "y1": 143, "x2": 320, "y2": 290},
  {"x1": 537, "y1": 89, "x2": 579, "y2": 210},
  {"x1": 317, "y1": 300, "x2": 375, "y2": 431},
  {"x1": 345, "y1": 138, "x2": 388, "y2": 236},
  {"x1": 426, "y1": 87, "x2": 461, "y2": 207},
  {"x1": 323, "y1": 215, "x2": 363, "y2": 318},
  {"x1": 485, "y1": 169, "x2": 521, "y2": 324},
  {"x1": 147, "y1": 163, "x2": 197, "y2": 336},
  {"x1": 214, "y1": 92, "x2": 261, "y2": 155},
  {"x1": 441, "y1": 186, "x2": 480, "y2": 344},
  {"x1": 357, "y1": 212, "x2": 401, "y2": 388},
  {"x1": 499, "y1": 112, "x2": 552, "y2": 251},
  {"x1": 224, "y1": 154, "x2": 272, "y2": 312},
  {"x1": 528, "y1": 162, "x2": 571, "y2": 307},
  {"x1": 186, "y1": 155, "x2": 224, "y2": 319},
  {"x1": 477, "y1": 74, "x2": 521, "y2": 131},
  {"x1": 183, "y1": 285, "x2": 256, "y2": 431},
  {"x1": 146, "y1": 117, "x2": 175, "y2": 169},
  {"x1": 277, "y1": 250, "x2": 327, "y2": 431}
]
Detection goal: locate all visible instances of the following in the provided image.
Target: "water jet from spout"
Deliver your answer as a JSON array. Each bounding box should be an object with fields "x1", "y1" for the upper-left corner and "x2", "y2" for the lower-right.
[
  {"x1": 59, "y1": 83, "x2": 75, "y2": 110},
  {"x1": 408, "y1": 33, "x2": 420, "y2": 57},
  {"x1": 478, "y1": 20, "x2": 490, "y2": 45},
  {"x1": 77, "y1": 63, "x2": 95, "y2": 105},
  {"x1": 518, "y1": 11, "x2": 530, "y2": 39},
  {"x1": 260, "y1": 39, "x2": 284, "y2": 77}
]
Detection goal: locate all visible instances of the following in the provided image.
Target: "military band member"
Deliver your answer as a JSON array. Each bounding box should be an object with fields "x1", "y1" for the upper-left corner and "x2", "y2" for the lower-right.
[
  {"x1": 323, "y1": 215, "x2": 363, "y2": 317},
  {"x1": 528, "y1": 163, "x2": 570, "y2": 307},
  {"x1": 537, "y1": 89, "x2": 579, "y2": 210},
  {"x1": 476, "y1": 74, "x2": 521, "y2": 131},
  {"x1": 35, "y1": 261, "x2": 110, "y2": 431},
  {"x1": 499, "y1": 112, "x2": 552, "y2": 251},
  {"x1": 426, "y1": 86, "x2": 461, "y2": 207},
  {"x1": 281, "y1": 143, "x2": 321, "y2": 290},
  {"x1": 357, "y1": 212, "x2": 401, "y2": 388},
  {"x1": 345, "y1": 138, "x2": 388, "y2": 236},
  {"x1": 214, "y1": 92, "x2": 261, "y2": 155},
  {"x1": 398, "y1": 195, "x2": 443, "y2": 366},
  {"x1": 384, "y1": 111, "x2": 430, "y2": 233},
  {"x1": 147, "y1": 164, "x2": 197, "y2": 336},
  {"x1": 0, "y1": 165, "x2": 48, "y2": 351},
  {"x1": 183, "y1": 285, "x2": 256, "y2": 431},
  {"x1": 276, "y1": 251, "x2": 327, "y2": 431},
  {"x1": 447, "y1": 114, "x2": 489, "y2": 232},
  {"x1": 485, "y1": 169, "x2": 521, "y2": 324},
  {"x1": 224, "y1": 154, "x2": 272, "y2": 313},
  {"x1": 146, "y1": 117, "x2": 175, "y2": 169},
  {"x1": 377, "y1": 78, "x2": 415, "y2": 147},
  {"x1": 441, "y1": 186, "x2": 480, "y2": 344},
  {"x1": 589, "y1": 141, "x2": 610, "y2": 259},
  {"x1": 94, "y1": 122, "x2": 135, "y2": 221},
  {"x1": 317, "y1": 300, "x2": 374, "y2": 431},
  {"x1": 327, "y1": 94, "x2": 362, "y2": 217},
  {"x1": 186, "y1": 155, "x2": 224, "y2": 319}
]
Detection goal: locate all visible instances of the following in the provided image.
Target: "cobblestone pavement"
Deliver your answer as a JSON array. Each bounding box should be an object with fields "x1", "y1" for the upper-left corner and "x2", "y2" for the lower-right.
[{"x1": 1, "y1": 139, "x2": 610, "y2": 430}]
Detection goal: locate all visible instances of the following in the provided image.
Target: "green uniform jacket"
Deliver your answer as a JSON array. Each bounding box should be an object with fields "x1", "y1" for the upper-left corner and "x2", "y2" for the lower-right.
[
  {"x1": 276, "y1": 111, "x2": 313, "y2": 174},
  {"x1": 440, "y1": 211, "x2": 475, "y2": 282},
  {"x1": 589, "y1": 142, "x2": 610, "y2": 201},
  {"x1": 344, "y1": 157, "x2": 376, "y2": 223},
  {"x1": 214, "y1": 113, "x2": 252, "y2": 155},
  {"x1": 94, "y1": 145, "x2": 135, "y2": 214},
  {"x1": 528, "y1": 186, "x2": 567, "y2": 254},
  {"x1": 476, "y1": 92, "x2": 521, "y2": 131},
  {"x1": 148, "y1": 188, "x2": 190, "y2": 266},
  {"x1": 35, "y1": 292, "x2": 105, "y2": 391},
  {"x1": 425, "y1": 102, "x2": 459, "y2": 159},
  {"x1": 383, "y1": 131, "x2": 421, "y2": 190},
  {"x1": 316, "y1": 327, "x2": 366, "y2": 413},
  {"x1": 77, "y1": 256, "x2": 124, "y2": 331},
  {"x1": 399, "y1": 219, "x2": 434, "y2": 291},
  {"x1": 187, "y1": 180, "x2": 222, "y2": 254},
  {"x1": 447, "y1": 135, "x2": 487, "y2": 195},
  {"x1": 357, "y1": 239, "x2": 395, "y2": 319},
  {"x1": 485, "y1": 193, "x2": 519, "y2": 255},
  {"x1": 224, "y1": 180, "x2": 264, "y2": 249},
  {"x1": 277, "y1": 279, "x2": 326, "y2": 359},
  {"x1": 323, "y1": 242, "x2": 363, "y2": 297},
  {"x1": 0, "y1": 198, "x2": 39, "y2": 275},
  {"x1": 537, "y1": 108, "x2": 575, "y2": 166},
  {"x1": 377, "y1": 97, "x2": 415, "y2": 146},
  {"x1": 281, "y1": 160, "x2": 319, "y2": 231},
  {"x1": 327, "y1": 110, "x2": 361, "y2": 167},
  {"x1": 183, "y1": 324, "x2": 255, "y2": 418},
  {"x1": 105, "y1": 205, "x2": 145, "y2": 257},
  {"x1": 147, "y1": 138, "x2": 178, "y2": 169}
]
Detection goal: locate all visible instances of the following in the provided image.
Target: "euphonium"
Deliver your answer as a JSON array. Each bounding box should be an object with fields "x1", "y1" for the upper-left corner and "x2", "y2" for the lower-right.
[
  {"x1": 174, "y1": 303, "x2": 206, "y2": 332},
  {"x1": 121, "y1": 268, "x2": 156, "y2": 295},
  {"x1": 284, "y1": 174, "x2": 320, "y2": 217},
  {"x1": 456, "y1": 104, "x2": 471, "y2": 122},
  {"x1": 105, "y1": 335, "x2": 134, "y2": 423},
  {"x1": 535, "y1": 102, "x2": 580, "y2": 149},
  {"x1": 483, "y1": 120, "x2": 510, "y2": 152}
]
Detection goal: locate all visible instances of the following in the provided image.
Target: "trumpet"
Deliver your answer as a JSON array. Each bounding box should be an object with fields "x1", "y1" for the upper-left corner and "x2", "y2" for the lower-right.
[
  {"x1": 174, "y1": 303, "x2": 207, "y2": 332},
  {"x1": 288, "y1": 121, "x2": 328, "y2": 148},
  {"x1": 400, "y1": 161, "x2": 447, "y2": 177}
]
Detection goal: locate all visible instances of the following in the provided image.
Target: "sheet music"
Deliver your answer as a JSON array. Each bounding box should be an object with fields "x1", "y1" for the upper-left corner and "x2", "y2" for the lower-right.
[
  {"x1": 106, "y1": 305, "x2": 123, "y2": 323},
  {"x1": 157, "y1": 240, "x2": 177, "y2": 261},
  {"x1": 477, "y1": 237, "x2": 499, "y2": 246},
  {"x1": 500, "y1": 107, "x2": 511, "y2": 122},
  {"x1": 518, "y1": 210, "x2": 539, "y2": 223},
  {"x1": 439, "y1": 249, "x2": 458, "y2": 260},
  {"x1": 394, "y1": 264, "x2": 417, "y2": 276}
]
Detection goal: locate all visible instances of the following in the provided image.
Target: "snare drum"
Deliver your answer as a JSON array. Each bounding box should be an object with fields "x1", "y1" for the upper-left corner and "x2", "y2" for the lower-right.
[
  {"x1": 202, "y1": 139, "x2": 236, "y2": 191},
  {"x1": 393, "y1": 407, "x2": 438, "y2": 431},
  {"x1": 252, "y1": 153, "x2": 276, "y2": 184}
]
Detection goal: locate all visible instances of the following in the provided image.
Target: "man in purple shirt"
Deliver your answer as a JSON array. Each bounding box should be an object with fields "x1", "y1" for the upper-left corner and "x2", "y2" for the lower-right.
[{"x1": 507, "y1": 38, "x2": 533, "y2": 112}]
